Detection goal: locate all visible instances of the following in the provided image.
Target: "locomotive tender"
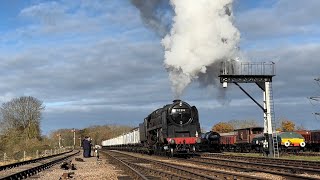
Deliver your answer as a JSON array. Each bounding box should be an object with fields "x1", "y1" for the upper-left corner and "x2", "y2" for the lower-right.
[
  {"x1": 101, "y1": 99, "x2": 201, "y2": 156},
  {"x1": 197, "y1": 131, "x2": 221, "y2": 152}
]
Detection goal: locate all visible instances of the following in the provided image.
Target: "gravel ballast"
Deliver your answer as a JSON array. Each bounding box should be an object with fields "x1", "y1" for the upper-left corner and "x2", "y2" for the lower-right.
[{"x1": 30, "y1": 151, "x2": 126, "y2": 180}]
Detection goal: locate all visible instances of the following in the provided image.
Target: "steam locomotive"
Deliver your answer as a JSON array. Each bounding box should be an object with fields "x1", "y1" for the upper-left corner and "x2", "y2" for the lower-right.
[{"x1": 101, "y1": 99, "x2": 201, "y2": 156}]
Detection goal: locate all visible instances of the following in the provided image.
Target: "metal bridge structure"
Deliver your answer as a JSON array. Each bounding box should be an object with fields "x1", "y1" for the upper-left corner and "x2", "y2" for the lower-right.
[{"x1": 219, "y1": 61, "x2": 279, "y2": 158}]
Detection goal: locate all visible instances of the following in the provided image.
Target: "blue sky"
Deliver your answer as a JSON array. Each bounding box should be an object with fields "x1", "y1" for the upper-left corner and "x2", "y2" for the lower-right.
[{"x1": 0, "y1": 0, "x2": 320, "y2": 135}]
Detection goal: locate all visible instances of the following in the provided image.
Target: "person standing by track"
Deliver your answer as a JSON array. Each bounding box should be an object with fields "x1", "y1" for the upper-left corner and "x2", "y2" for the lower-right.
[{"x1": 82, "y1": 136, "x2": 92, "y2": 158}]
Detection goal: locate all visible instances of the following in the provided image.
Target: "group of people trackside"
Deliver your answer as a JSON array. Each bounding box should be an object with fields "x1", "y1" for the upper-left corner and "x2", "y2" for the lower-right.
[
  {"x1": 82, "y1": 136, "x2": 92, "y2": 158},
  {"x1": 82, "y1": 136, "x2": 101, "y2": 158}
]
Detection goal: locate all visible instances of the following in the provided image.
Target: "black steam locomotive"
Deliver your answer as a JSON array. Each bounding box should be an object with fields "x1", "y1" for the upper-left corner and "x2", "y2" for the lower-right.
[{"x1": 139, "y1": 99, "x2": 201, "y2": 156}]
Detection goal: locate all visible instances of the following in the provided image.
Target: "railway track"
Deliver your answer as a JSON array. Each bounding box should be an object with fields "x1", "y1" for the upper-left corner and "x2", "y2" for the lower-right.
[
  {"x1": 286, "y1": 152, "x2": 320, "y2": 156},
  {"x1": 193, "y1": 153, "x2": 320, "y2": 179},
  {"x1": 0, "y1": 150, "x2": 73, "y2": 171},
  {"x1": 0, "y1": 150, "x2": 79, "y2": 180},
  {"x1": 104, "y1": 150, "x2": 320, "y2": 180},
  {"x1": 201, "y1": 153, "x2": 320, "y2": 169},
  {"x1": 103, "y1": 150, "x2": 281, "y2": 180}
]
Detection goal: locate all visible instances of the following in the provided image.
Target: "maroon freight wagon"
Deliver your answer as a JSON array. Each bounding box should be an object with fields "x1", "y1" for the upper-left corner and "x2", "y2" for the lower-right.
[{"x1": 295, "y1": 130, "x2": 320, "y2": 151}]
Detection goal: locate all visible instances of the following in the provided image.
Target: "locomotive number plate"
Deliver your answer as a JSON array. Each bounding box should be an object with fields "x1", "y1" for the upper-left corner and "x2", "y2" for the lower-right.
[{"x1": 174, "y1": 109, "x2": 186, "y2": 112}]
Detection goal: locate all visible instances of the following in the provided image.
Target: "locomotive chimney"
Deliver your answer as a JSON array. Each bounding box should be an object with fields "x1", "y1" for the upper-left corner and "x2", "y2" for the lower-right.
[{"x1": 173, "y1": 99, "x2": 181, "y2": 103}]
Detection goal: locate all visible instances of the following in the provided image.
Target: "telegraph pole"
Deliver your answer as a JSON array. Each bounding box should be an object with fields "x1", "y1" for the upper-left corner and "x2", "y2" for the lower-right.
[
  {"x1": 72, "y1": 128, "x2": 76, "y2": 148},
  {"x1": 58, "y1": 134, "x2": 61, "y2": 148},
  {"x1": 310, "y1": 77, "x2": 320, "y2": 116}
]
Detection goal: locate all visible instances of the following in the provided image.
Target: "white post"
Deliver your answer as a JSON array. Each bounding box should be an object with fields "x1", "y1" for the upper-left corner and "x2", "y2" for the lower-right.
[
  {"x1": 23, "y1": 151, "x2": 26, "y2": 161},
  {"x1": 263, "y1": 91, "x2": 268, "y2": 134},
  {"x1": 36, "y1": 150, "x2": 39, "y2": 158},
  {"x1": 58, "y1": 134, "x2": 61, "y2": 148},
  {"x1": 73, "y1": 128, "x2": 76, "y2": 148},
  {"x1": 265, "y1": 81, "x2": 274, "y2": 157},
  {"x1": 266, "y1": 82, "x2": 273, "y2": 134}
]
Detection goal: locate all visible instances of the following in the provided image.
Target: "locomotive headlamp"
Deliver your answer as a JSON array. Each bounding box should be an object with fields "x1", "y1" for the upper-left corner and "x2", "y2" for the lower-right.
[
  {"x1": 170, "y1": 139, "x2": 175, "y2": 144},
  {"x1": 284, "y1": 141, "x2": 290, "y2": 147},
  {"x1": 300, "y1": 142, "x2": 306, "y2": 147},
  {"x1": 196, "y1": 138, "x2": 201, "y2": 144}
]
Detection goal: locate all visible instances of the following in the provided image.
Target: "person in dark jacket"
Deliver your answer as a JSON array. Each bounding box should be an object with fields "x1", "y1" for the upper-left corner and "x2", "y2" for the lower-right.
[{"x1": 82, "y1": 136, "x2": 92, "y2": 158}]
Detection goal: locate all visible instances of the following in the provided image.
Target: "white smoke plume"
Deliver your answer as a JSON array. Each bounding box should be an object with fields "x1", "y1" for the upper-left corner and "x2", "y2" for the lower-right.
[{"x1": 162, "y1": 0, "x2": 240, "y2": 97}]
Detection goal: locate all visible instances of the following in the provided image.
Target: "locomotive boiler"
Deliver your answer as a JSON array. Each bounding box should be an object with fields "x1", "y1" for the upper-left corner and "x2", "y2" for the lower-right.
[{"x1": 139, "y1": 99, "x2": 201, "y2": 156}]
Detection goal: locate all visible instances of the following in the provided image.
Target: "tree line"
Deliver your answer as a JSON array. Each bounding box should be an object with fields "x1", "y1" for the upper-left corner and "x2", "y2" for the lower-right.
[
  {"x1": 0, "y1": 96, "x2": 132, "y2": 158},
  {"x1": 49, "y1": 125, "x2": 132, "y2": 148}
]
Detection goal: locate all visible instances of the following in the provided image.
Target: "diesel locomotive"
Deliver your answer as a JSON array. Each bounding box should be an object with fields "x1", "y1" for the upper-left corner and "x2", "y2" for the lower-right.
[{"x1": 101, "y1": 99, "x2": 201, "y2": 156}]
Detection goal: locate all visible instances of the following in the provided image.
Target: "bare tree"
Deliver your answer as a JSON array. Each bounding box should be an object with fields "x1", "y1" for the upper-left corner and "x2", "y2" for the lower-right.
[{"x1": 0, "y1": 96, "x2": 45, "y2": 139}]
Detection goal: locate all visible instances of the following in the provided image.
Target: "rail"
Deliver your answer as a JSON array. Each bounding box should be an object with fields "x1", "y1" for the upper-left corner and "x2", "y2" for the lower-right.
[
  {"x1": 0, "y1": 150, "x2": 79, "y2": 179},
  {"x1": 104, "y1": 150, "x2": 270, "y2": 180}
]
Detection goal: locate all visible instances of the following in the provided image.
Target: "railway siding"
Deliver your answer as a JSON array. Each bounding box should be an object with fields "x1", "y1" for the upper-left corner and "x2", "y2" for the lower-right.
[
  {"x1": 104, "y1": 150, "x2": 282, "y2": 180},
  {"x1": 190, "y1": 157, "x2": 320, "y2": 179},
  {"x1": 201, "y1": 153, "x2": 320, "y2": 169},
  {"x1": 0, "y1": 150, "x2": 72, "y2": 171},
  {"x1": 0, "y1": 150, "x2": 79, "y2": 179}
]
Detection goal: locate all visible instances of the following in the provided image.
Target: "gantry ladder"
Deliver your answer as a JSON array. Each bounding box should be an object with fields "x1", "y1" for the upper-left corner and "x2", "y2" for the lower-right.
[{"x1": 269, "y1": 82, "x2": 279, "y2": 158}]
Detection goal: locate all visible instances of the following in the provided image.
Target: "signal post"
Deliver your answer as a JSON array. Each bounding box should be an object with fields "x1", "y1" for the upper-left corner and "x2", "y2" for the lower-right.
[{"x1": 219, "y1": 61, "x2": 278, "y2": 158}]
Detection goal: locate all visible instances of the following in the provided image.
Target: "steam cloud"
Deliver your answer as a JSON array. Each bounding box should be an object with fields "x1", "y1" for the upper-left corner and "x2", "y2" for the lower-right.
[
  {"x1": 130, "y1": 0, "x2": 172, "y2": 37},
  {"x1": 131, "y1": 0, "x2": 240, "y2": 97},
  {"x1": 162, "y1": 0, "x2": 240, "y2": 97}
]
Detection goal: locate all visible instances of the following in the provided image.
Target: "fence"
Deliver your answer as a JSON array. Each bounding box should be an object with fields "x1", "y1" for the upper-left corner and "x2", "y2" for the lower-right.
[
  {"x1": 220, "y1": 61, "x2": 276, "y2": 76},
  {"x1": 0, "y1": 148, "x2": 69, "y2": 166}
]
